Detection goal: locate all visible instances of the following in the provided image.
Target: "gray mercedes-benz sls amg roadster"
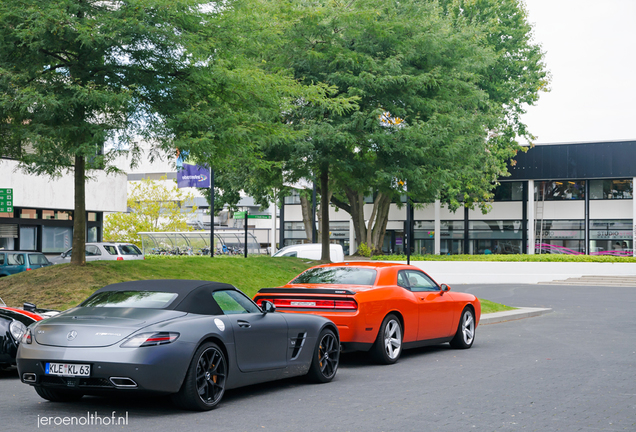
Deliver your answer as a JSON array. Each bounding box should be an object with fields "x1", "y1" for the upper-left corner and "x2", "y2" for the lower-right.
[{"x1": 17, "y1": 280, "x2": 340, "y2": 410}]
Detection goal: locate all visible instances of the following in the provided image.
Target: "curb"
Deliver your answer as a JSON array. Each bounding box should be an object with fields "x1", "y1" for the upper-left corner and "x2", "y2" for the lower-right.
[{"x1": 480, "y1": 307, "x2": 552, "y2": 325}]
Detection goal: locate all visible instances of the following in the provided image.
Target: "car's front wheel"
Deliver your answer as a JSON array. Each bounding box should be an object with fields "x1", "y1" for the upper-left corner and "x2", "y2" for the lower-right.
[
  {"x1": 34, "y1": 386, "x2": 84, "y2": 402},
  {"x1": 307, "y1": 328, "x2": 339, "y2": 383},
  {"x1": 171, "y1": 342, "x2": 227, "y2": 411},
  {"x1": 450, "y1": 307, "x2": 476, "y2": 349},
  {"x1": 371, "y1": 314, "x2": 403, "y2": 364}
]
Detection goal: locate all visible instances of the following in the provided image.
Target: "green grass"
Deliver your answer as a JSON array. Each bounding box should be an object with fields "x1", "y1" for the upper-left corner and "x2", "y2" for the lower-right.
[
  {"x1": 373, "y1": 253, "x2": 636, "y2": 262},
  {"x1": 480, "y1": 298, "x2": 516, "y2": 314},
  {"x1": 0, "y1": 255, "x2": 514, "y2": 314}
]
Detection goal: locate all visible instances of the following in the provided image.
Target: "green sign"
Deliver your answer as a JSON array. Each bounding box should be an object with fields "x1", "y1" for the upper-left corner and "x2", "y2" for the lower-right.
[
  {"x1": 233, "y1": 212, "x2": 271, "y2": 220},
  {"x1": 0, "y1": 188, "x2": 12, "y2": 212}
]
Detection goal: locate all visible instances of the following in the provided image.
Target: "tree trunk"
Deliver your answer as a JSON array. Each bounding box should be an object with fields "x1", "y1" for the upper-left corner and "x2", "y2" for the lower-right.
[
  {"x1": 71, "y1": 155, "x2": 86, "y2": 265},
  {"x1": 299, "y1": 192, "x2": 314, "y2": 243},
  {"x1": 344, "y1": 186, "x2": 366, "y2": 253},
  {"x1": 320, "y1": 166, "x2": 330, "y2": 261}
]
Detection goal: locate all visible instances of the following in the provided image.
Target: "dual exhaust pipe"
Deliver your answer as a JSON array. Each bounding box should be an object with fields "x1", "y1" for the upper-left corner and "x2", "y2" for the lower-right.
[{"x1": 22, "y1": 373, "x2": 137, "y2": 388}]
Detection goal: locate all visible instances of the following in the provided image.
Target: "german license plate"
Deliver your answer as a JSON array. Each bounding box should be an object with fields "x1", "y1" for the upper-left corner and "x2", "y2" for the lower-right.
[{"x1": 45, "y1": 363, "x2": 90, "y2": 377}]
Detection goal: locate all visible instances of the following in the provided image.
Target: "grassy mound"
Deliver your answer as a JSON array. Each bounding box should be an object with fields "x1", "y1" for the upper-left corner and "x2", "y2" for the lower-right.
[{"x1": 0, "y1": 255, "x2": 513, "y2": 314}]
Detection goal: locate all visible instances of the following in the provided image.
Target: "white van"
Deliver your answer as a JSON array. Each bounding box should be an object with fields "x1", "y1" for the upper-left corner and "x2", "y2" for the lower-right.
[{"x1": 273, "y1": 244, "x2": 345, "y2": 262}]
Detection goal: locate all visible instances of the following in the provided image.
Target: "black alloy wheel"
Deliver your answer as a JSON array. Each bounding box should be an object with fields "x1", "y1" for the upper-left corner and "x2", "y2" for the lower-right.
[
  {"x1": 308, "y1": 328, "x2": 339, "y2": 383},
  {"x1": 172, "y1": 342, "x2": 227, "y2": 410}
]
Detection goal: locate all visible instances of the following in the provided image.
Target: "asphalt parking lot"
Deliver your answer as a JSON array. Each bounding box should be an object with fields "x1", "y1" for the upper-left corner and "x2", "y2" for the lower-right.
[{"x1": 1, "y1": 283, "x2": 635, "y2": 431}]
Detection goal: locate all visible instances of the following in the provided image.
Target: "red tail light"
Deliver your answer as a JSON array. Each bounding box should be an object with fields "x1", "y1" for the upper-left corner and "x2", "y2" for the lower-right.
[
  {"x1": 116, "y1": 257, "x2": 124, "y2": 261},
  {"x1": 26, "y1": 268, "x2": 32, "y2": 271},
  {"x1": 258, "y1": 298, "x2": 357, "y2": 311}
]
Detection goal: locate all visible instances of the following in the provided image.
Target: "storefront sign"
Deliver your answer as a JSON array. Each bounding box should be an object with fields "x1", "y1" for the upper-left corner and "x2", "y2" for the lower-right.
[{"x1": 589, "y1": 230, "x2": 632, "y2": 240}]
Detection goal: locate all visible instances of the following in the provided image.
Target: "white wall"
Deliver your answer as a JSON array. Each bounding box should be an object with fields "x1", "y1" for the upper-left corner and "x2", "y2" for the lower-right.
[
  {"x1": 538, "y1": 201, "x2": 584, "y2": 219},
  {"x1": 590, "y1": 200, "x2": 633, "y2": 219},
  {"x1": 2, "y1": 159, "x2": 127, "y2": 212},
  {"x1": 469, "y1": 201, "x2": 523, "y2": 220}
]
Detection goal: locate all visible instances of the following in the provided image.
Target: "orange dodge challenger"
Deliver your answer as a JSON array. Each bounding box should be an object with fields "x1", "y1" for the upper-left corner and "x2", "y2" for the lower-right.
[{"x1": 254, "y1": 262, "x2": 480, "y2": 364}]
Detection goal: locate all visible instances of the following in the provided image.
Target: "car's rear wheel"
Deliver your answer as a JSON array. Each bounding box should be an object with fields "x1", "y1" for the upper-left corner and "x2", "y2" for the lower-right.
[
  {"x1": 450, "y1": 308, "x2": 475, "y2": 349},
  {"x1": 171, "y1": 342, "x2": 226, "y2": 411},
  {"x1": 307, "y1": 328, "x2": 339, "y2": 383},
  {"x1": 34, "y1": 386, "x2": 84, "y2": 402},
  {"x1": 371, "y1": 314, "x2": 403, "y2": 364}
]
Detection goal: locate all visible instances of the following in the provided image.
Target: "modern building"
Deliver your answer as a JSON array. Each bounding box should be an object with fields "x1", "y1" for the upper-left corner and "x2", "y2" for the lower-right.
[
  {"x1": 281, "y1": 140, "x2": 636, "y2": 256},
  {"x1": 0, "y1": 158, "x2": 127, "y2": 253}
]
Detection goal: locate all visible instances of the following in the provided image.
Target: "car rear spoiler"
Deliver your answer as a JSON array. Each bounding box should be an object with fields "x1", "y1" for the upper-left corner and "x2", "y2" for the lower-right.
[{"x1": 257, "y1": 288, "x2": 355, "y2": 295}]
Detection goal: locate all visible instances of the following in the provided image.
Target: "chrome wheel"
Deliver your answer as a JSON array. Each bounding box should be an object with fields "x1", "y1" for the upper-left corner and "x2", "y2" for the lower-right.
[
  {"x1": 317, "y1": 331, "x2": 339, "y2": 380},
  {"x1": 384, "y1": 318, "x2": 402, "y2": 360},
  {"x1": 461, "y1": 310, "x2": 475, "y2": 345},
  {"x1": 196, "y1": 346, "x2": 226, "y2": 406}
]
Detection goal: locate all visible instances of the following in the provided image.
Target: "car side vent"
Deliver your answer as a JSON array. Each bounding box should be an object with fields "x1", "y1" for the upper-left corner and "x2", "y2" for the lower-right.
[{"x1": 290, "y1": 332, "x2": 307, "y2": 360}]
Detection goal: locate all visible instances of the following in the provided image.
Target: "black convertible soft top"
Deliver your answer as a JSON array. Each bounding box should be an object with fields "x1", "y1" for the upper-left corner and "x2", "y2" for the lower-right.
[{"x1": 88, "y1": 280, "x2": 241, "y2": 315}]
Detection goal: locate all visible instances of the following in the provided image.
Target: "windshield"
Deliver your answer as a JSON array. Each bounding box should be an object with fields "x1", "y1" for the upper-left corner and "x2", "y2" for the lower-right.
[
  {"x1": 81, "y1": 291, "x2": 178, "y2": 309},
  {"x1": 291, "y1": 267, "x2": 377, "y2": 285},
  {"x1": 28, "y1": 254, "x2": 50, "y2": 265},
  {"x1": 118, "y1": 245, "x2": 142, "y2": 255}
]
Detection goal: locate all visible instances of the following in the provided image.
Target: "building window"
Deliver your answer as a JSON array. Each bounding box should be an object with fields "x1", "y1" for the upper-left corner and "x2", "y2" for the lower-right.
[
  {"x1": 42, "y1": 210, "x2": 73, "y2": 220},
  {"x1": 535, "y1": 220, "x2": 585, "y2": 253},
  {"x1": 468, "y1": 220, "x2": 523, "y2": 254},
  {"x1": 589, "y1": 219, "x2": 632, "y2": 255},
  {"x1": 493, "y1": 182, "x2": 524, "y2": 201},
  {"x1": 589, "y1": 179, "x2": 633, "y2": 200},
  {"x1": 19, "y1": 226, "x2": 37, "y2": 251},
  {"x1": 87, "y1": 212, "x2": 98, "y2": 222},
  {"x1": 88, "y1": 226, "x2": 99, "y2": 243},
  {"x1": 535, "y1": 181, "x2": 585, "y2": 200},
  {"x1": 42, "y1": 226, "x2": 72, "y2": 253},
  {"x1": 20, "y1": 209, "x2": 38, "y2": 219},
  {"x1": 283, "y1": 190, "x2": 301, "y2": 205}
]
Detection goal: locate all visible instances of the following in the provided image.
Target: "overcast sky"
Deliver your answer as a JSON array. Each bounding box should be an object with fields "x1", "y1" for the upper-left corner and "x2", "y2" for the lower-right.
[{"x1": 520, "y1": 0, "x2": 636, "y2": 144}]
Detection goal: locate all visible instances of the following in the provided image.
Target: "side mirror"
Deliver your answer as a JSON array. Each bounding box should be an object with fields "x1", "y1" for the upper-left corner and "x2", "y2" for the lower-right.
[
  {"x1": 23, "y1": 302, "x2": 36, "y2": 312},
  {"x1": 440, "y1": 284, "x2": 451, "y2": 293},
  {"x1": 261, "y1": 300, "x2": 276, "y2": 314},
  {"x1": 60, "y1": 252, "x2": 66, "y2": 258}
]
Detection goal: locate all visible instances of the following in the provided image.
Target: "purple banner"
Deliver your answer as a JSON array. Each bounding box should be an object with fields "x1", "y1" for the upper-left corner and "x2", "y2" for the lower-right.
[{"x1": 177, "y1": 163, "x2": 210, "y2": 188}]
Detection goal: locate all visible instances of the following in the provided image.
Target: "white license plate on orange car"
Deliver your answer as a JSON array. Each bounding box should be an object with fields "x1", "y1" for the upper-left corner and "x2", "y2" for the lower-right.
[{"x1": 45, "y1": 363, "x2": 90, "y2": 377}]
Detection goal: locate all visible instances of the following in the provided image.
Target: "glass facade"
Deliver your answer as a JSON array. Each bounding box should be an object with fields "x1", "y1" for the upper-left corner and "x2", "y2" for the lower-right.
[
  {"x1": 42, "y1": 226, "x2": 73, "y2": 253},
  {"x1": 493, "y1": 182, "x2": 524, "y2": 201},
  {"x1": 589, "y1": 179, "x2": 633, "y2": 199},
  {"x1": 535, "y1": 181, "x2": 585, "y2": 200},
  {"x1": 535, "y1": 220, "x2": 585, "y2": 253},
  {"x1": 19, "y1": 226, "x2": 37, "y2": 250},
  {"x1": 469, "y1": 220, "x2": 523, "y2": 254},
  {"x1": 589, "y1": 220, "x2": 632, "y2": 254}
]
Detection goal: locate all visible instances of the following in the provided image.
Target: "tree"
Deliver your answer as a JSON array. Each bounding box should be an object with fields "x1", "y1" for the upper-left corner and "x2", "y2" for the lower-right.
[
  {"x1": 252, "y1": 0, "x2": 548, "y2": 255},
  {"x1": 103, "y1": 177, "x2": 196, "y2": 247},
  {"x1": 0, "y1": 0, "x2": 353, "y2": 264}
]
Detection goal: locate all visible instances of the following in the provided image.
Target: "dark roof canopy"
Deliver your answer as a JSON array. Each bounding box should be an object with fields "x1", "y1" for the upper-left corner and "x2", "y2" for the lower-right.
[
  {"x1": 90, "y1": 279, "x2": 239, "y2": 315},
  {"x1": 506, "y1": 140, "x2": 636, "y2": 181}
]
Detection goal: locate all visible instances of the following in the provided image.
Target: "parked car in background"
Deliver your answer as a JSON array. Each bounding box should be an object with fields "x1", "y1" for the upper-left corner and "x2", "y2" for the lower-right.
[
  {"x1": 0, "y1": 251, "x2": 52, "y2": 277},
  {"x1": 0, "y1": 299, "x2": 58, "y2": 368},
  {"x1": 254, "y1": 262, "x2": 481, "y2": 365},
  {"x1": 273, "y1": 243, "x2": 345, "y2": 262},
  {"x1": 49, "y1": 242, "x2": 144, "y2": 264}
]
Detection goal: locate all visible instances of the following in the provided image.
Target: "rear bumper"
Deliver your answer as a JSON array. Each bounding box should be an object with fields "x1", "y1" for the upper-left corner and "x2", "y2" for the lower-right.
[{"x1": 17, "y1": 340, "x2": 196, "y2": 394}]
